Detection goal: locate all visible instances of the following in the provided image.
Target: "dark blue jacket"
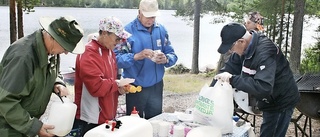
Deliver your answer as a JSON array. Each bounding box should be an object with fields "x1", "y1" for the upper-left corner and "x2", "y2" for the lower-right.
[{"x1": 212, "y1": 31, "x2": 300, "y2": 112}]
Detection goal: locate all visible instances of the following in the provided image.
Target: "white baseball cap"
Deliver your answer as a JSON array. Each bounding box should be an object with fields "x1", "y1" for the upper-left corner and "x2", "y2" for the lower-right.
[{"x1": 139, "y1": 0, "x2": 161, "y2": 17}]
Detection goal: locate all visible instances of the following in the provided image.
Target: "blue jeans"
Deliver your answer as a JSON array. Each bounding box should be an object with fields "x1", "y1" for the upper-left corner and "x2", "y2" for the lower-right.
[
  {"x1": 260, "y1": 107, "x2": 294, "y2": 137},
  {"x1": 126, "y1": 80, "x2": 163, "y2": 119}
]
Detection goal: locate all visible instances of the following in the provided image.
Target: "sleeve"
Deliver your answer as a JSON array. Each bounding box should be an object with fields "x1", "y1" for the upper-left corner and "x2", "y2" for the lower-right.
[
  {"x1": 114, "y1": 40, "x2": 136, "y2": 69},
  {"x1": 161, "y1": 26, "x2": 178, "y2": 68},
  {"x1": 0, "y1": 55, "x2": 42, "y2": 136},
  {"x1": 231, "y1": 46, "x2": 277, "y2": 99},
  {"x1": 55, "y1": 75, "x2": 66, "y2": 88},
  {"x1": 77, "y1": 50, "x2": 118, "y2": 97}
]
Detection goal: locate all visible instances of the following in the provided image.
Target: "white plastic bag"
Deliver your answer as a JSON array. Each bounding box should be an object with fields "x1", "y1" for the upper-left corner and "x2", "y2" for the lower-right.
[{"x1": 193, "y1": 80, "x2": 234, "y2": 134}]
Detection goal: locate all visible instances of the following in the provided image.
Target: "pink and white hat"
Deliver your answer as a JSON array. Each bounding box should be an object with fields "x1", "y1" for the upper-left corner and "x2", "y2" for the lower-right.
[{"x1": 99, "y1": 16, "x2": 131, "y2": 39}]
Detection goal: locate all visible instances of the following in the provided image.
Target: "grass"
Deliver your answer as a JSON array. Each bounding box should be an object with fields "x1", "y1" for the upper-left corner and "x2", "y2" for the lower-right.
[{"x1": 163, "y1": 73, "x2": 213, "y2": 93}]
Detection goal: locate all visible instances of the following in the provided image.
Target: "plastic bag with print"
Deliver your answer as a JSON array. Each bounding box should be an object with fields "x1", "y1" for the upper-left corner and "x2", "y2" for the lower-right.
[{"x1": 193, "y1": 80, "x2": 234, "y2": 134}]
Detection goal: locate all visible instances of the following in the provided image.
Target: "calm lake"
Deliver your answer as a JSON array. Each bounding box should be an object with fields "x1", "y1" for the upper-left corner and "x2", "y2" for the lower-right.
[{"x1": 0, "y1": 6, "x2": 318, "y2": 73}]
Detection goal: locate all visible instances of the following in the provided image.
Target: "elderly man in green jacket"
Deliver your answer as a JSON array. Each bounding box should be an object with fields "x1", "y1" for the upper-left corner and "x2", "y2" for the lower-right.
[{"x1": 0, "y1": 16, "x2": 84, "y2": 137}]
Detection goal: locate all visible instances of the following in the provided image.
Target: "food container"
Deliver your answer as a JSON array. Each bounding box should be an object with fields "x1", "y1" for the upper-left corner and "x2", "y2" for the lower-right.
[
  {"x1": 47, "y1": 97, "x2": 77, "y2": 136},
  {"x1": 84, "y1": 116, "x2": 153, "y2": 137}
]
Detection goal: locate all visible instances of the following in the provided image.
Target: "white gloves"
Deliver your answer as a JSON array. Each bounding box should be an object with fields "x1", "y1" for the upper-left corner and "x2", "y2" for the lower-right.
[{"x1": 214, "y1": 72, "x2": 232, "y2": 83}]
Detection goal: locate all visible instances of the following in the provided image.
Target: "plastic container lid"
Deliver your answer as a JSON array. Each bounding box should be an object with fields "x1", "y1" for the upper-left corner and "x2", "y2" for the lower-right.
[{"x1": 131, "y1": 106, "x2": 138, "y2": 114}]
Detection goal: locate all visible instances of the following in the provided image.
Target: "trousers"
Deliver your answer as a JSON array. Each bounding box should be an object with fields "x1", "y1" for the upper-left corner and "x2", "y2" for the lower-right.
[
  {"x1": 125, "y1": 80, "x2": 163, "y2": 119},
  {"x1": 260, "y1": 107, "x2": 294, "y2": 137}
]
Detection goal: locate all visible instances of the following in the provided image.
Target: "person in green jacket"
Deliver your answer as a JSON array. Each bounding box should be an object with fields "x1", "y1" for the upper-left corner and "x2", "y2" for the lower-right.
[{"x1": 0, "y1": 16, "x2": 84, "y2": 137}]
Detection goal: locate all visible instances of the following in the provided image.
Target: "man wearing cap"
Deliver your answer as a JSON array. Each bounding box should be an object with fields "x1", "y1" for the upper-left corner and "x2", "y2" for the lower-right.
[
  {"x1": 211, "y1": 22, "x2": 300, "y2": 137},
  {"x1": 73, "y1": 16, "x2": 131, "y2": 136},
  {"x1": 0, "y1": 16, "x2": 84, "y2": 137},
  {"x1": 115, "y1": 0, "x2": 178, "y2": 119}
]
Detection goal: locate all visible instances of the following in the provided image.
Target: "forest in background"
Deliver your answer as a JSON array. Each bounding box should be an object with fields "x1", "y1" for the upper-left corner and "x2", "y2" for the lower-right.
[{"x1": 3, "y1": 0, "x2": 320, "y2": 74}]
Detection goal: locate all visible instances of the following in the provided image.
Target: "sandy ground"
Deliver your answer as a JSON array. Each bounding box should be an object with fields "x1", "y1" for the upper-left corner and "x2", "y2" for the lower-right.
[
  {"x1": 42, "y1": 85, "x2": 320, "y2": 137},
  {"x1": 160, "y1": 91, "x2": 320, "y2": 137}
]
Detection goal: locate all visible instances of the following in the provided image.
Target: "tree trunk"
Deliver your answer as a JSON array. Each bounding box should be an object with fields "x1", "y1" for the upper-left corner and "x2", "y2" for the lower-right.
[
  {"x1": 285, "y1": 0, "x2": 292, "y2": 58},
  {"x1": 191, "y1": 0, "x2": 201, "y2": 74},
  {"x1": 272, "y1": 14, "x2": 277, "y2": 42},
  {"x1": 290, "y1": 0, "x2": 305, "y2": 74},
  {"x1": 10, "y1": 0, "x2": 17, "y2": 44},
  {"x1": 278, "y1": 0, "x2": 285, "y2": 49},
  {"x1": 17, "y1": 0, "x2": 24, "y2": 38}
]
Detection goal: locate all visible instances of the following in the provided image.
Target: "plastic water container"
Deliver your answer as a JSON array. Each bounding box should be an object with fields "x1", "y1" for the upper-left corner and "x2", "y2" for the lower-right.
[
  {"x1": 84, "y1": 116, "x2": 153, "y2": 137},
  {"x1": 47, "y1": 97, "x2": 77, "y2": 136}
]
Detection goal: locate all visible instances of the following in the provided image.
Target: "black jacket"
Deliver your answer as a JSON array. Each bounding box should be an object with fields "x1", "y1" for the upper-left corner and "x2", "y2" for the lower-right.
[{"x1": 211, "y1": 31, "x2": 300, "y2": 112}]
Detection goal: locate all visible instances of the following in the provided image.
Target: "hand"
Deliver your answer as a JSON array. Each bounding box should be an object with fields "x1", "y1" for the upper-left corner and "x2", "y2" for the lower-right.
[
  {"x1": 153, "y1": 52, "x2": 167, "y2": 64},
  {"x1": 54, "y1": 84, "x2": 69, "y2": 97},
  {"x1": 38, "y1": 124, "x2": 55, "y2": 137},
  {"x1": 214, "y1": 72, "x2": 232, "y2": 83},
  {"x1": 134, "y1": 49, "x2": 154, "y2": 61},
  {"x1": 118, "y1": 86, "x2": 128, "y2": 94}
]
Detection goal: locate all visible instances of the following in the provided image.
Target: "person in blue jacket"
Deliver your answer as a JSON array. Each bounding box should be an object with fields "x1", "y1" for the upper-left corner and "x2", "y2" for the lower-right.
[
  {"x1": 114, "y1": 0, "x2": 178, "y2": 119},
  {"x1": 212, "y1": 22, "x2": 300, "y2": 137}
]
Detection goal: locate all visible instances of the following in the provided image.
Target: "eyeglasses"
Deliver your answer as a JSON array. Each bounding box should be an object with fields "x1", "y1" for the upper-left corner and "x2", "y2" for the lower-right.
[
  {"x1": 116, "y1": 36, "x2": 122, "y2": 42},
  {"x1": 113, "y1": 33, "x2": 122, "y2": 42}
]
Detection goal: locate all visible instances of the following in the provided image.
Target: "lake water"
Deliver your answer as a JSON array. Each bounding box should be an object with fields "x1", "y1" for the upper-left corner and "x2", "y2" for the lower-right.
[{"x1": 0, "y1": 6, "x2": 318, "y2": 73}]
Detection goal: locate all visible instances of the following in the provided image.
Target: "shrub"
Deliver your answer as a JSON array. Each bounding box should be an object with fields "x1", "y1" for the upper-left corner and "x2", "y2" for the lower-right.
[{"x1": 167, "y1": 63, "x2": 190, "y2": 74}]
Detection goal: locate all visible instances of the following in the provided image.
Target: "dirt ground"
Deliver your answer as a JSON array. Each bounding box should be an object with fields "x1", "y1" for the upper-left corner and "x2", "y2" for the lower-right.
[
  {"x1": 42, "y1": 86, "x2": 320, "y2": 137},
  {"x1": 159, "y1": 91, "x2": 320, "y2": 137}
]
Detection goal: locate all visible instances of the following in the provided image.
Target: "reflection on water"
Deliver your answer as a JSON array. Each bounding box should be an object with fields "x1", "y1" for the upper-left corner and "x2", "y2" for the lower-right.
[{"x1": 0, "y1": 7, "x2": 318, "y2": 72}]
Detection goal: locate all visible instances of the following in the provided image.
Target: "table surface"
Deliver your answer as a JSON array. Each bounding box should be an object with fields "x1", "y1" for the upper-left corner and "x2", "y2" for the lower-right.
[{"x1": 149, "y1": 112, "x2": 251, "y2": 137}]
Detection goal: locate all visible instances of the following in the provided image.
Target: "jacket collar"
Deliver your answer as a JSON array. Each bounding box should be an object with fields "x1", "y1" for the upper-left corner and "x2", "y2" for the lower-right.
[
  {"x1": 134, "y1": 17, "x2": 159, "y2": 31},
  {"x1": 36, "y1": 29, "x2": 49, "y2": 68},
  {"x1": 245, "y1": 31, "x2": 259, "y2": 59}
]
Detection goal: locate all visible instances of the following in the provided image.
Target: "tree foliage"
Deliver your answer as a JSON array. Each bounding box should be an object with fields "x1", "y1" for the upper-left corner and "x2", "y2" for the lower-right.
[
  {"x1": 21, "y1": 0, "x2": 40, "y2": 12},
  {"x1": 300, "y1": 25, "x2": 320, "y2": 74},
  {"x1": 301, "y1": 45, "x2": 320, "y2": 73},
  {"x1": 174, "y1": 0, "x2": 225, "y2": 73},
  {"x1": 174, "y1": 0, "x2": 320, "y2": 73},
  {"x1": 4, "y1": 0, "x2": 320, "y2": 73},
  {"x1": 175, "y1": 0, "x2": 225, "y2": 21}
]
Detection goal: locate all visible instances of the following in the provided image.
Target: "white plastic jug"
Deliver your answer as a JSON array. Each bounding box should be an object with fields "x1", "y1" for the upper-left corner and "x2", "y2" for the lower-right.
[{"x1": 47, "y1": 97, "x2": 77, "y2": 136}]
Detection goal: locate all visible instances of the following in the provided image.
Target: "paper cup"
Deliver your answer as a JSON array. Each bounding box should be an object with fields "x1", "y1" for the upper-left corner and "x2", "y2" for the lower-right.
[
  {"x1": 173, "y1": 125, "x2": 185, "y2": 137},
  {"x1": 158, "y1": 121, "x2": 170, "y2": 137},
  {"x1": 150, "y1": 120, "x2": 162, "y2": 136}
]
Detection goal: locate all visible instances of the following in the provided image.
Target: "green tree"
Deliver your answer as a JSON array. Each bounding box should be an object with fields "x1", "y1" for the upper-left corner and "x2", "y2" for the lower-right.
[
  {"x1": 10, "y1": 0, "x2": 39, "y2": 44},
  {"x1": 17, "y1": 0, "x2": 23, "y2": 38},
  {"x1": 300, "y1": 25, "x2": 320, "y2": 74},
  {"x1": 300, "y1": 45, "x2": 320, "y2": 73},
  {"x1": 290, "y1": 0, "x2": 305, "y2": 74},
  {"x1": 175, "y1": 0, "x2": 225, "y2": 74},
  {"x1": 191, "y1": 0, "x2": 201, "y2": 74},
  {"x1": 176, "y1": 0, "x2": 320, "y2": 73},
  {"x1": 10, "y1": 0, "x2": 17, "y2": 44}
]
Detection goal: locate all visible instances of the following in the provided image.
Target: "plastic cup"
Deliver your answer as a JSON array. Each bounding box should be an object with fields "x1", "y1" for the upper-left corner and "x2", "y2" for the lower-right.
[
  {"x1": 158, "y1": 121, "x2": 170, "y2": 137},
  {"x1": 150, "y1": 120, "x2": 162, "y2": 136},
  {"x1": 173, "y1": 125, "x2": 185, "y2": 137}
]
